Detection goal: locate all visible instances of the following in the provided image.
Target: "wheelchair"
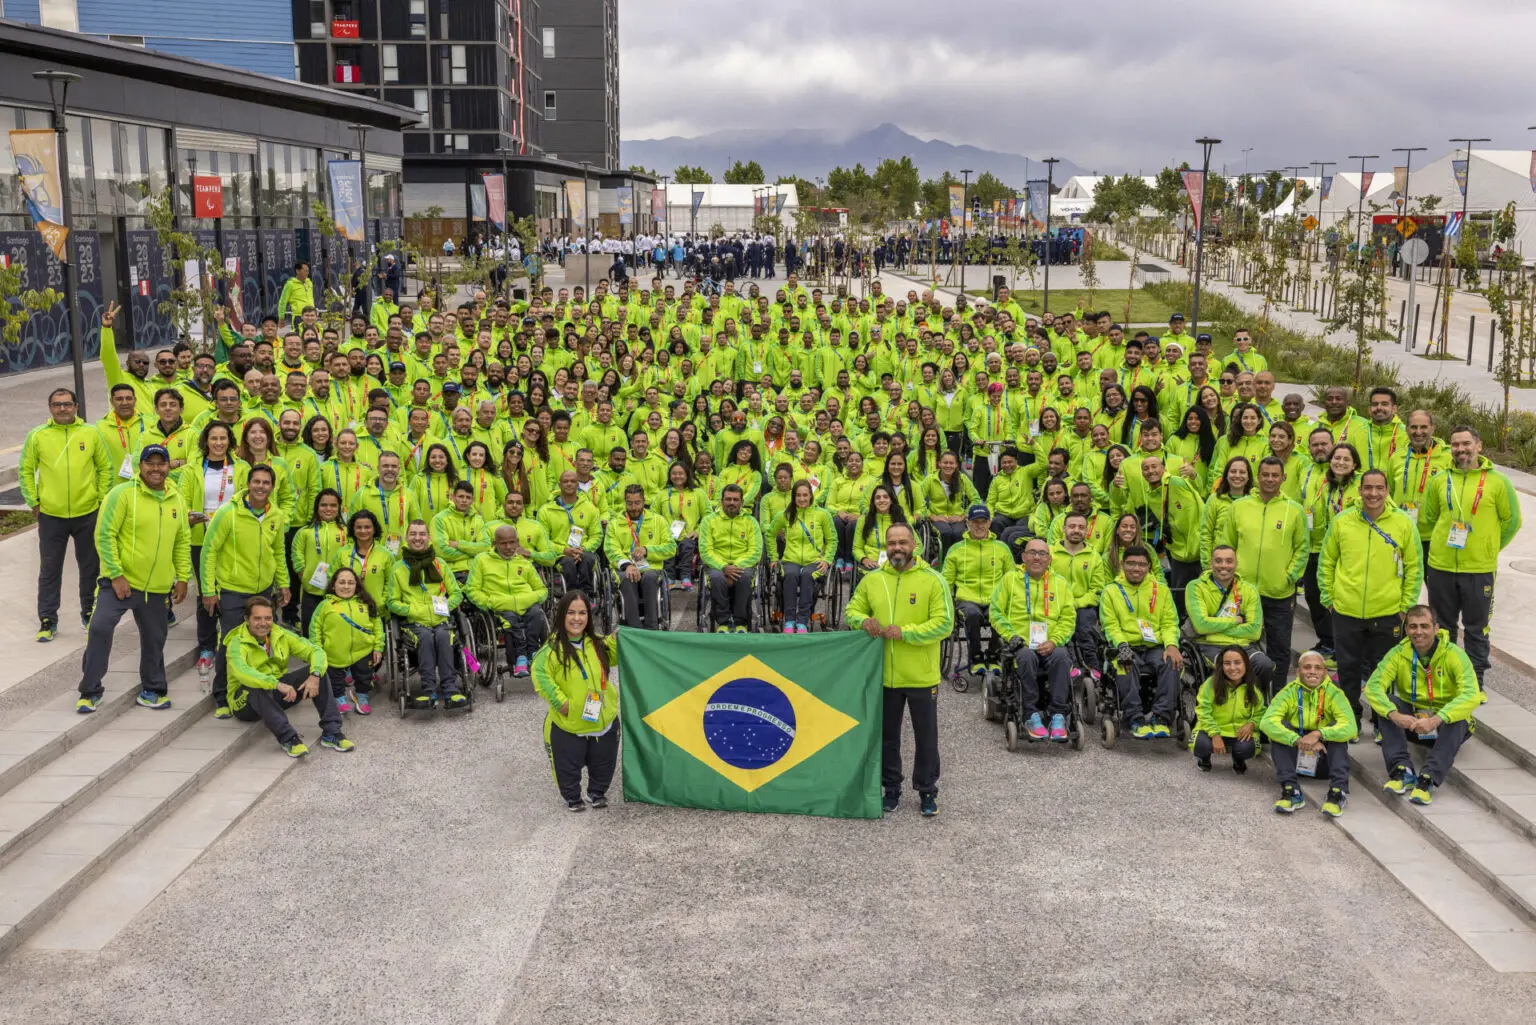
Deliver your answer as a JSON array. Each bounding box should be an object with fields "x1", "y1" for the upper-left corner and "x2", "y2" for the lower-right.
[
  {"x1": 608, "y1": 558, "x2": 674, "y2": 631},
  {"x1": 763, "y1": 560, "x2": 841, "y2": 633},
  {"x1": 457, "y1": 600, "x2": 510, "y2": 702},
  {"x1": 381, "y1": 609, "x2": 480, "y2": 717},
  {"x1": 696, "y1": 551, "x2": 771, "y2": 633},
  {"x1": 998, "y1": 644, "x2": 1086, "y2": 752},
  {"x1": 1093, "y1": 642, "x2": 1194, "y2": 750},
  {"x1": 941, "y1": 615, "x2": 996, "y2": 697}
]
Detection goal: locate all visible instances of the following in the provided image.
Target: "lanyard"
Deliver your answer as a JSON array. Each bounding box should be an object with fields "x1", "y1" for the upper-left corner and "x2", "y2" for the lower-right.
[
  {"x1": 425, "y1": 474, "x2": 445, "y2": 512},
  {"x1": 556, "y1": 499, "x2": 578, "y2": 529},
  {"x1": 207, "y1": 460, "x2": 232, "y2": 505},
  {"x1": 350, "y1": 544, "x2": 374, "y2": 576},
  {"x1": 626, "y1": 513, "x2": 644, "y2": 550},
  {"x1": 1025, "y1": 572, "x2": 1050, "y2": 620},
  {"x1": 1405, "y1": 445, "x2": 1434, "y2": 498},
  {"x1": 1411, "y1": 651, "x2": 1434, "y2": 705},
  {"x1": 1363, "y1": 512, "x2": 1399, "y2": 553},
  {"x1": 570, "y1": 640, "x2": 605, "y2": 690},
  {"x1": 666, "y1": 487, "x2": 688, "y2": 520},
  {"x1": 1115, "y1": 581, "x2": 1156, "y2": 616},
  {"x1": 1298, "y1": 684, "x2": 1325, "y2": 731},
  {"x1": 1447, "y1": 469, "x2": 1488, "y2": 519},
  {"x1": 418, "y1": 560, "x2": 445, "y2": 596},
  {"x1": 337, "y1": 606, "x2": 373, "y2": 636},
  {"x1": 312, "y1": 522, "x2": 337, "y2": 557}
]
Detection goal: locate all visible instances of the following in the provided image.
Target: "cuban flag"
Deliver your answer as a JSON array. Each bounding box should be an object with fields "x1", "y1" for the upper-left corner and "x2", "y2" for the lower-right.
[{"x1": 1444, "y1": 211, "x2": 1464, "y2": 240}]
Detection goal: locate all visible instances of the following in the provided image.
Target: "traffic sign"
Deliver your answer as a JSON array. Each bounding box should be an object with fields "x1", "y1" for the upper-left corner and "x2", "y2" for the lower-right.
[
  {"x1": 1396, "y1": 217, "x2": 1418, "y2": 238},
  {"x1": 1303, "y1": 215, "x2": 1318, "y2": 230},
  {"x1": 1401, "y1": 237, "x2": 1430, "y2": 266}
]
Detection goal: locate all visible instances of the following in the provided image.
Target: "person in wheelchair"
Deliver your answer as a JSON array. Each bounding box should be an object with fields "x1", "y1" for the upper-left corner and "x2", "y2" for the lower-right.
[
  {"x1": 308, "y1": 566, "x2": 384, "y2": 716},
  {"x1": 483, "y1": 490, "x2": 557, "y2": 568},
  {"x1": 538, "y1": 469, "x2": 603, "y2": 595},
  {"x1": 991, "y1": 539, "x2": 1076, "y2": 742},
  {"x1": 1192, "y1": 645, "x2": 1266, "y2": 775},
  {"x1": 1185, "y1": 544, "x2": 1275, "y2": 691},
  {"x1": 1050, "y1": 511, "x2": 1109, "y2": 653},
  {"x1": 764, "y1": 478, "x2": 835, "y2": 634},
  {"x1": 466, "y1": 524, "x2": 549, "y2": 677},
  {"x1": 386, "y1": 520, "x2": 467, "y2": 708},
  {"x1": 699, "y1": 483, "x2": 763, "y2": 633},
  {"x1": 605, "y1": 484, "x2": 676, "y2": 630},
  {"x1": 1098, "y1": 545, "x2": 1183, "y2": 739},
  {"x1": 1261, "y1": 650, "x2": 1358, "y2": 818},
  {"x1": 941, "y1": 504, "x2": 1013, "y2": 681}
]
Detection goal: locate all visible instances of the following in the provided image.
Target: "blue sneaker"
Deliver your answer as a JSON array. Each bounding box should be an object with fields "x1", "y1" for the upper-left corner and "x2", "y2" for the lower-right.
[
  {"x1": 136, "y1": 690, "x2": 171, "y2": 710},
  {"x1": 1131, "y1": 718, "x2": 1155, "y2": 739},
  {"x1": 76, "y1": 694, "x2": 101, "y2": 714},
  {"x1": 1383, "y1": 764, "x2": 1417, "y2": 796},
  {"x1": 1024, "y1": 712, "x2": 1047, "y2": 740},
  {"x1": 1274, "y1": 783, "x2": 1306, "y2": 814},
  {"x1": 1148, "y1": 719, "x2": 1171, "y2": 739},
  {"x1": 1049, "y1": 714, "x2": 1067, "y2": 742},
  {"x1": 514, "y1": 656, "x2": 530, "y2": 677},
  {"x1": 919, "y1": 792, "x2": 938, "y2": 817}
]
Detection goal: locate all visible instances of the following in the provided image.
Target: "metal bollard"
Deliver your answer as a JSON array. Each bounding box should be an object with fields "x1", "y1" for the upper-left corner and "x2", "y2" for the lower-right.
[
  {"x1": 1398, "y1": 300, "x2": 1407, "y2": 345},
  {"x1": 1467, "y1": 315, "x2": 1476, "y2": 365},
  {"x1": 1411, "y1": 304, "x2": 1421, "y2": 350},
  {"x1": 1489, "y1": 319, "x2": 1497, "y2": 372}
]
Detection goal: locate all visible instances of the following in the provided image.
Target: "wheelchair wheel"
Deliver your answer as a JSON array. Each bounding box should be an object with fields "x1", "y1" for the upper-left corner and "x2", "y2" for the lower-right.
[
  {"x1": 1072, "y1": 669, "x2": 1096, "y2": 726},
  {"x1": 944, "y1": 632, "x2": 968, "y2": 693},
  {"x1": 1004, "y1": 718, "x2": 1018, "y2": 752},
  {"x1": 982, "y1": 673, "x2": 1002, "y2": 722},
  {"x1": 1069, "y1": 714, "x2": 1086, "y2": 751},
  {"x1": 1175, "y1": 681, "x2": 1197, "y2": 748},
  {"x1": 1100, "y1": 717, "x2": 1119, "y2": 749}
]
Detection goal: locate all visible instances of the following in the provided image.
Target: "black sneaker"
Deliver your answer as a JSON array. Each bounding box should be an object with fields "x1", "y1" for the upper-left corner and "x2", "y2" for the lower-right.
[
  {"x1": 587, "y1": 794, "x2": 608, "y2": 809},
  {"x1": 1195, "y1": 757, "x2": 1212, "y2": 772},
  {"x1": 566, "y1": 800, "x2": 586, "y2": 813},
  {"x1": 1232, "y1": 760, "x2": 1248, "y2": 775},
  {"x1": 881, "y1": 791, "x2": 899, "y2": 814},
  {"x1": 919, "y1": 792, "x2": 938, "y2": 817}
]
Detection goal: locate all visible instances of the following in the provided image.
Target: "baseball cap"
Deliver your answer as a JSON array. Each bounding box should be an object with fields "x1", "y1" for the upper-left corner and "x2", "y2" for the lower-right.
[
  {"x1": 1196, "y1": 332, "x2": 1212, "y2": 343},
  {"x1": 442, "y1": 381, "x2": 462, "y2": 394},
  {"x1": 139, "y1": 444, "x2": 170, "y2": 463},
  {"x1": 966, "y1": 503, "x2": 991, "y2": 520},
  {"x1": 1170, "y1": 312, "x2": 1186, "y2": 321},
  {"x1": 388, "y1": 361, "x2": 407, "y2": 371}
]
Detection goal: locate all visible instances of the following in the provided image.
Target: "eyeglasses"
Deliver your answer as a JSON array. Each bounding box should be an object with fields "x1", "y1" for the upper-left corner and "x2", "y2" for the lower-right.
[{"x1": 49, "y1": 400, "x2": 76, "y2": 408}]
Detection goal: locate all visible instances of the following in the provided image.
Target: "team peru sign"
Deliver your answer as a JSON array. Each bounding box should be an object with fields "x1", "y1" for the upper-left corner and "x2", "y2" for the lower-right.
[{"x1": 193, "y1": 175, "x2": 224, "y2": 218}]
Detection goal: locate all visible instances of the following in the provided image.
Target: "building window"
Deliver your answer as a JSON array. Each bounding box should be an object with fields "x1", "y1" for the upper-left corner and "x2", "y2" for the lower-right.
[
  {"x1": 450, "y1": 45, "x2": 467, "y2": 84},
  {"x1": 409, "y1": 0, "x2": 426, "y2": 38},
  {"x1": 412, "y1": 89, "x2": 429, "y2": 127},
  {"x1": 38, "y1": 0, "x2": 79, "y2": 31},
  {"x1": 382, "y1": 45, "x2": 399, "y2": 83},
  {"x1": 309, "y1": 0, "x2": 326, "y2": 38},
  {"x1": 542, "y1": 27, "x2": 555, "y2": 58},
  {"x1": 107, "y1": 34, "x2": 146, "y2": 47},
  {"x1": 457, "y1": 134, "x2": 468, "y2": 152},
  {"x1": 439, "y1": 97, "x2": 451, "y2": 131},
  {"x1": 544, "y1": 91, "x2": 556, "y2": 121}
]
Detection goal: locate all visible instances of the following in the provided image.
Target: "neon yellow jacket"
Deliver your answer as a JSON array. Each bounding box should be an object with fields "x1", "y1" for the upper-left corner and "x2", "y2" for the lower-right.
[
  {"x1": 20, "y1": 418, "x2": 114, "y2": 517},
  {"x1": 604, "y1": 511, "x2": 678, "y2": 569},
  {"x1": 941, "y1": 535, "x2": 1014, "y2": 605},
  {"x1": 1391, "y1": 441, "x2": 1451, "y2": 530},
  {"x1": 201, "y1": 489, "x2": 287, "y2": 595},
  {"x1": 844, "y1": 557, "x2": 954, "y2": 689},
  {"x1": 307, "y1": 594, "x2": 384, "y2": 668},
  {"x1": 95, "y1": 477, "x2": 193, "y2": 593},
  {"x1": 532, "y1": 635, "x2": 619, "y2": 736},
  {"x1": 1185, "y1": 571, "x2": 1263, "y2": 648},
  {"x1": 226, "y1": 622, "x2": 327, "y2": 716},
  {"x1": 537, "y1": 496, "x2": 604, "y2": 552},
  {"x1": 1098, "y1": 573, "x2": 1178, "y2": 649},
  {"x1": 1418, "y1": 456, "x2": 1522, "y2": 575},
  {"x1": 986, "y1": 468, "x2": 1035, "y2": 519},
  {"x1": 1261, "y1": 679, "x2": 1358, "y2": 746},
  {"x1": 764, "y1": 507, "x2": 835, "y2": 567},
  {"x1": 1319, "y1": 504, "x2": 1422, "y2": 620},
  {"x1": 1049, "y1": 542, "x2": 1109, "y2": 609},
  {"x1": 465, "y1": 550, "x2": 547, "y2": 616},
  {"x1": 290, "y1": 520, "x2": 349, "y2": 596},
  {"x1": 1218, "y1": 493, "x2": 1308, "y2": 600},
  {"x1": 385, "y1": 553, "x2": 463, "y2": 626},
  {"x1": 699, "y1": 509, "x2": 764, "y2": 568},
  {"x1": 1194, "y1": 677, "x2": 1266, "y2": 738},
  {"x1": 431, "y1": 507, "x2": 489, "y2": 574},
  {"x1": 1364, "y1": 631, "x2": 1481, "y2": 724},
  {"x1": 989, "y1": 568, "x2": 1074, "y2": 647}
]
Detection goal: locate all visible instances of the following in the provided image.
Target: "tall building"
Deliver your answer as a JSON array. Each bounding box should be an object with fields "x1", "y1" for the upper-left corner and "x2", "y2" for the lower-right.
[{"x1": 537, "y1": 0, "x2": 618, "y2": 168}]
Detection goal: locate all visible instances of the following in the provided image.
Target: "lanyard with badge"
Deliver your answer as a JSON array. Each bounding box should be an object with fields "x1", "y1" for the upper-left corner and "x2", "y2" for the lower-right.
[
  {"x1": 1294, "y1": 684, "x2": 1327, "y2": 776},
  {"x1": 1025, "y1": 572, "x2": 1051, "y2": 649},
  {"x1": 1363, "y1": 513, "x2": 1404, "y2": 578},
  {"x1": 667, "y1": 487, "x2": 688, "y2": 539},
  {"x1": 1410, "y1": 651, "x2": 1439, "y2": 739},
  {"x1": 308, "y1": 523, "x2": 338, "y2": 590},
  {"x1": 1402, "y1": 445, "x2": 1433, "y2": 516},
  {"x1": 558, "y1": 499, "x2": 584, "y2": 547},
  {"x1": 421, "y1": 563, "x2": 451, "y2": 617},
  {"x1": 626, "y1": 514, "x2": 647, "y2": 566},
  {"x1": 337, "y1": 601, "x2": 373, "y2": 637},
  {"x1": 1116, "y1": 581, "x2": 1160, "y2": 644},
  {"x1": 116, "y1": 418, "x2": 141, "y2": 478},
  {"x1": 1445, "y1": 469, "x2": 1486, "y2": 550},
  {"x1": 573, "y1": 641, "x2": 604, "y2": 722}
]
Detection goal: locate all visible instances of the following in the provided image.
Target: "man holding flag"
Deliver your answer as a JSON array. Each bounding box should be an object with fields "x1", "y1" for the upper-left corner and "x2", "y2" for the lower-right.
[{"x1": 844, "y1": 522, "x2": 954, "y2": 817}]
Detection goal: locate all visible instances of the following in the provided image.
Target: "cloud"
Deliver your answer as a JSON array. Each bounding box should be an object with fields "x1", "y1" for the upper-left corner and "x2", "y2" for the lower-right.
[{"x1": 620, "y1": 0, "x2": 1536, "y2": 174}]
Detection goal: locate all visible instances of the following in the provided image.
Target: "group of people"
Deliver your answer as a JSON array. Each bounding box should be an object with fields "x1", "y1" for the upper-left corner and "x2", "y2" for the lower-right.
[{"x1": 18, "y1": 260, "x2": 1520, "y2": 816}]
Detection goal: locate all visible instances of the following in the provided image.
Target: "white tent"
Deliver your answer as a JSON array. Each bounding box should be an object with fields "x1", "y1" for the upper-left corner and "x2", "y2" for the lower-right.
[
  {"x1": 1315, "y1": 170, "x2": 1395, "y2": 228},
  {"x1": 1402, "y1": 149, "x2": 1536, "y2": 259},
  {"x1": 661, "y1": 183, "x2": 799, "y2": 235}
]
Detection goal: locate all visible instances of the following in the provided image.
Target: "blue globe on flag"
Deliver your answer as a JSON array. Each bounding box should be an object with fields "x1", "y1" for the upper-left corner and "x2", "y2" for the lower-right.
[{"x1": 702, "y1": 677, "x2": 797, "y2": 770}]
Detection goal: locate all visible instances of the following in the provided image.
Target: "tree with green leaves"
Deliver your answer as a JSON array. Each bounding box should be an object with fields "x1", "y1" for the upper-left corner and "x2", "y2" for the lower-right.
[
  {"x1": 627, "y1": 164, "x2": 657, "y2": 176},
  {"x1": 145, "y1": 188, "x2": 236, "y2": 350},
  {"x1": 873, "y1": 157, "x2": 921, "y2": 219},
  {"x1": 1486, "y1": 202, "x2": 1525, "y2": 441},
  {"x1": 0, "y1": 260, "x2": 63, "y2": 347},
  {"x1": 672, "y1": 165, "x2": 713, "y2": 184},
  {"x1": 723, "y1": 160, "x2": 765, "y2": 184}
]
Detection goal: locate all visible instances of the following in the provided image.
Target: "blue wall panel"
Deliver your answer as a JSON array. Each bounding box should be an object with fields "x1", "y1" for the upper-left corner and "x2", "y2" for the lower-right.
[
  {"x1": 140, "y1": 38, "x2": 295, "y2": 79},
  {"x1": 4, "y1": 1, "x2": 43, "y2": 23}
]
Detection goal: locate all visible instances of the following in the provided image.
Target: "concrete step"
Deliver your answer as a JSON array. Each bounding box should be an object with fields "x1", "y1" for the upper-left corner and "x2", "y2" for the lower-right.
[
  {"x1": 1352, "y1": 754, "x2": 1536, "y2": 928},
  {"x1": 0, "y1": 671, "x2": 211, "y2": 870},
  {"x1": 0, "y1": 714, "x2": 258, "y2": 959},
  {"x1": 27, "y1": 741, "x2": 299, "y2": 953},
  {"x1": 1474, "y1": 689, "x2": 1536, "y2": 777},
  {"x1": 1324, "y1": 779, "x2": 1536, "y2": 972},
  {"x1": 1449, "y1": 737, "x2": 1536, "y2": 844}
]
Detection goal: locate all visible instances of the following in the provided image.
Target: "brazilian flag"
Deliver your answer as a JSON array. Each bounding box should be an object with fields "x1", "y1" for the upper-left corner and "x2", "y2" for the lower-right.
[{"x1": 619, "y1": 631, "x2": 884, "y2": 819}]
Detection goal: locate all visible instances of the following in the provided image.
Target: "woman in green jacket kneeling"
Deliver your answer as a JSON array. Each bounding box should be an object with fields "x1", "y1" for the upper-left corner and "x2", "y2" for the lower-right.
[
  {"x1": 1193, "y1": 646, "x2": 1265, "y2": 775},
  {"x1": 532, "y1": 590, "x2": 619, "y2": 812}
]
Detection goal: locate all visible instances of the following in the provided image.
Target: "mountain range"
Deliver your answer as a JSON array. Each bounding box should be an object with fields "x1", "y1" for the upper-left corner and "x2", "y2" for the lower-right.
[{"x1": 620, "y1": 123, "x2": 1087, "y2": 187}]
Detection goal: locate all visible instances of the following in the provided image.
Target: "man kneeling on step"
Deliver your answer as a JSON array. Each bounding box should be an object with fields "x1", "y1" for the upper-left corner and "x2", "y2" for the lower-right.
[
  {"x1": 1364, "y1": 605, "x2": 1480, "y2": 806},
  {"x1": 226, "y1": 595, "x2": 351, "y2": 757}
]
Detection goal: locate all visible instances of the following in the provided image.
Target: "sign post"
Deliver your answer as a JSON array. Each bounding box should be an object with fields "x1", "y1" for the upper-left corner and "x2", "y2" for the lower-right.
[{"x1": 1399, "y1": 236, "x2": 1430, "y2": 350}]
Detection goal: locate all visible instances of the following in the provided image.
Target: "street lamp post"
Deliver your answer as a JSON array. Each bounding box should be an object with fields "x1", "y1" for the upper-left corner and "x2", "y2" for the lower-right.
[
  {"x1": 1440, "y1": 137, "x2": 1491, "y2": 352},
  {"x1": 34, "y1": 70, "x2": 86, "y2": 417},
  {"x1": 1042, "y1": 157, "x2": 1060, "y2": 314},
  {"x1": 1191, "y1": 137, "x2": 1221, "y2": 333},
  {"x1": 580, "y1": 161, "x2": 593, "y2": 295},
  {"x1": 1390, "y1": 146, "x2": 1427, "y2": 281},
  {"x1": 959, "y1": 168, "x2": 972, "y2": 293},
  {"x1": 1311, "y1": 160, "x2": 1336, "y2": 261},
  {"x1": 660, "y1": 174, "x2": 671, "y2": 241},
  {"x1": 349, "y1": 123, "x2": 370, "y2": 309}
]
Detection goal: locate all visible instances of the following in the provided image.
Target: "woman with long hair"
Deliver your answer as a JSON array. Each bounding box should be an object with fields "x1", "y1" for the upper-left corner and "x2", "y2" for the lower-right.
[
  {"x1": 179, "y1": 420, "x2": 250, "y2": 675},
  {"x1": 238, "y1": 418, "x2": 297, "y2": 522},
  {"x1": 719, "y1": 438, "x2": 763, "y2": 510},
  {"x1": 291, "y1": 487, "x2": 348, "y2": 635},
  {"x1": 1028, "y1": 477, "x2": 1073, "y2": 540},
  {"x1": 1200, "y1": 456, "x2": 1252, "y2": 567},
  {"x1": 764, "y1": 479, "x2": 836, "y2": 634},
  {"x1": 1210, "y1": 402, "x2": 1268, "y2": 493},
  {"x1": 1193, "y1": 645, "x2": 1264, "y2": 774},
  {"x1": 1195, "y1": 384, "x2": 1227, "y2": 436},
  {"x1": 462, "y1": 440, "x2": 505, "y2": 521},
  {"x1": 660, "y1": 460, "x2": 705, "y2": 591},
  {"x1": 826, "y1": 450, "x2": 873, "y2": 570},
  {"x1": 921, "y1": 449, "x2": 980, "y2": 558},
  {"x1": 309, "y1": 566, "x2": 384, "y2": 717},
  {"x1": 412, "y1": 443, "x2": 459, "y2": 520},
  {"x1": 854, "y1": 484, "x2": 922, "y2": 570},
  {"x1": 881, "y1": 449, "x2": 920, "y2": 523},
  {"x1": 1105, "y1": 512, "x2": 1163, "y2": 580},
  {"x1": 531, "y1": 590, "x2": 619, "y2": 811},
  {"x1": 1122, "y1": 385, "x2": 1161, "y2": 448},
  {"x1": 317, "y1": 428, "x2": 375, "y2": 511},
  {"x1": 911, "y1": 425, "x2": 947, "y2": 480},
  {"x1": 1169, "y1": 405, "x2": 1218, "y2": 495}
]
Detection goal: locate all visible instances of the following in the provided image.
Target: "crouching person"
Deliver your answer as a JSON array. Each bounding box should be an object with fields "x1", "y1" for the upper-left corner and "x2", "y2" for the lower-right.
[
  {"x1": 1261, "y1": 650, "x2": 1357, "y2": 818},
  {"x1": 308, "y1": 567, "x2": 383, "y2": 716},
  {"x1": 227, "y1": 594, "x2": 349, "y2": 757},
  {"x1": 1192, "y1": 646, "x2": 1265, "y2": 775},
  {"x1": 1365, "y1": 605, "x2": 1480, "y2": 806}
]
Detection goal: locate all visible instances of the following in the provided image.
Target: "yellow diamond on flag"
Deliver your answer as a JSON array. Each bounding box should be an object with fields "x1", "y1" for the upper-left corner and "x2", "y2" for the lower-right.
[{"x1": 642, "y1": 654, "x2": 860, "y2": 792}]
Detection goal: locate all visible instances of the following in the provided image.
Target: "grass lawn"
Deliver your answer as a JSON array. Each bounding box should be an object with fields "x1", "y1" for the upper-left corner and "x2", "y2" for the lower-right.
[
  {"x1": 0, "y1": 510, "x2": 36, "y2": 539},
  {"x1": 962, "y1": 288, "x2": 1183, "y2": 324}
]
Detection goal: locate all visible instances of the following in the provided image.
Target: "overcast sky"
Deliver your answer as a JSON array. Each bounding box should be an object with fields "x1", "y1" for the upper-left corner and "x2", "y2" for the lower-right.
[{"x1": 619, "y1": 0, "x2": 1536, "y2": 176}]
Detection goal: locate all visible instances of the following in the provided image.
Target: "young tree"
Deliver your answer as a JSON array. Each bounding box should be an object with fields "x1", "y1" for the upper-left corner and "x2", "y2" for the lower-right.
[
  {"x1": 146, "y1": 188, "x2": 236, "y2": 350},
  {"x1": 672, "y1": 165, "x2": 713, "y2": 184},
  {"x1": 1486, "y1": 203, "x2": 1524, "y2": 442},
  {"x1": 1078, "y1": 229, "x2": 1100, "y2": 307},
  {"x1": 0, "y1": 259, "x2": 63, "y2": 346},
  {"x1": 723, "y1": 160, "x2": 766, "y2": 184}
]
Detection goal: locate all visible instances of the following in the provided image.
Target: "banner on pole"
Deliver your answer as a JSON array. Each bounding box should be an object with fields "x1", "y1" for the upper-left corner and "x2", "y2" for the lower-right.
[
  {"x1": 1393, "y1": 165, "x2": 1408, "y2": 197},
  {"x1": 1026, "y1": 180, "x2": 1049, "y2": 227},
  {"x1": 9, "y1": 129, "x2": 68, "y2": 261},
  {"x1": 690, "y1": 189, "x2": 704, "y2": 216},
  {"x1": 948, "y1": 184, "x2": 964, "y2": 221},
  {"x1": 326, "y1": 159, "x2": 365, "y2": 242},
  {"x1": 1452, "y1": 159, "x2": 1469, "y2": 198},
  {"x1": 1445, "y1": 211, "x2": 1464, "y2": 240},
  {"x1": 565, "y1": 179, "x2": 587, "y2": 226},
  {"x1": 617, "y1": 186, "x2": 634, "y2": 225},
  {"x1": 1320, "y1": 175, "x2": 1334, "y2": 201},
  {"x1": 1255, "y1": 181, "x2": 1266, "y2": 204},
  {"x1": 774, "y1": 193, "x2": 787, "y2": 215},
  {"x1": 1529, "y1": 152, "x2": 1536, "y2": 194},
  {"x1": 469, "y1": 183, "x2": 487, "y2": 222},
  {"x1": 651, "y1": 187, "x2": 665, "y2": 217},
  {"x1": 1181, "y1": 170, "x2": 1205, "y2": 233},
  {"x1": 1360, "y1": 171, "x2": 1375, "y2": 197},
  {"x1": 481, "y1": 173, "x2": 506, "y2": 230}
]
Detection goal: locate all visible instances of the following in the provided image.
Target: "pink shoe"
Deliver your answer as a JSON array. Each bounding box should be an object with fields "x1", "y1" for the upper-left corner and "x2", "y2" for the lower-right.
[
  {"x1": 354, "y1": 691, "x2": 372, "y2": 715},
  {"x1": 336, "y1": 694, "x2": 353, "y2": 715},
  {"x1": 795, "y1": 624, "x2": 808, "y2": 634},
  {"x1": 681, "y1": 579, "x2": 693, "y2": 590},
  {"x1": 1049, "y1": 725, "x2": 1067, "y2": 741},
  {"x1": 1025, "y1": 714, "x2": 1048, "y2": 740},
  {"x1": 782, "y1": 625, "x2": 795, "y2": 634}
]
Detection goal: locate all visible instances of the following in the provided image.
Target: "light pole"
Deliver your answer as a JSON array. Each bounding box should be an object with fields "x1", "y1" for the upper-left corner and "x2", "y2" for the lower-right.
[
  {"x1": 660, "y1": 174, "x2": 671, "y2": 241},
  {"x1": 1391, "y1": 146, "x2": 1427, "y2": 280},
  {"x1": 1311, "y1": 159, "x2": 1335, "y2": 260},
  {"x1": 1440, "y1": 137, "x2": 1491, "y2": 352},
  {"x1": 34, "y1": 70, "x2": 86, "y2": 417},
  {"x1": 1041, "y1": 157, "x2": 1059, "y2": 313},
  {"x1": 1348, "y1": 153, "x2": 1379, "y2": 350},
  {"x1": 959, "y1": 168, "x2": 973, "y2": 293},
  {"x1": 580, "y1": 161, "x2": 593, "y2": 296},
  {"x1": 349, "y1": 123, "x2": 370, "y2": 306},
  {"x1": 1190, "y1": 137, "x2": 1221, "y2": 333}
]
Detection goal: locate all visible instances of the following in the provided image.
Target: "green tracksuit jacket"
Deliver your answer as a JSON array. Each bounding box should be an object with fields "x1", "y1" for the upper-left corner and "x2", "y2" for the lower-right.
[
  {"x1": 1417, "y1": 456, "x2": 1521, "y2": 575},
  {"x1": 1185, "y1": 571, "x2": 1264, "y2": 648},
  {"x1": 1218, "y1": 493, "x2": 1309, "y2": 600},
  {"x1": 95, "y1": 477, "x2": 193, "y2": 593},
  {"x1": 1319, "y1": 504, "x2": 1422, "y2": 620},
  {"x1": 1363, "y1": 631, "x2": 1481, "y2": 724},
  {"x1": 1261, "y1": 679, "x2": 1358, "y2": 746},
  {"x1": 844, "y1": 557, "x2": 954, "y2": 688},
  {"x1": 201, "y1": 489, "x2": 287, "y2": 595},
  {"x1": 20, "y1": 418, "x2": 114, "y2": 517}
]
